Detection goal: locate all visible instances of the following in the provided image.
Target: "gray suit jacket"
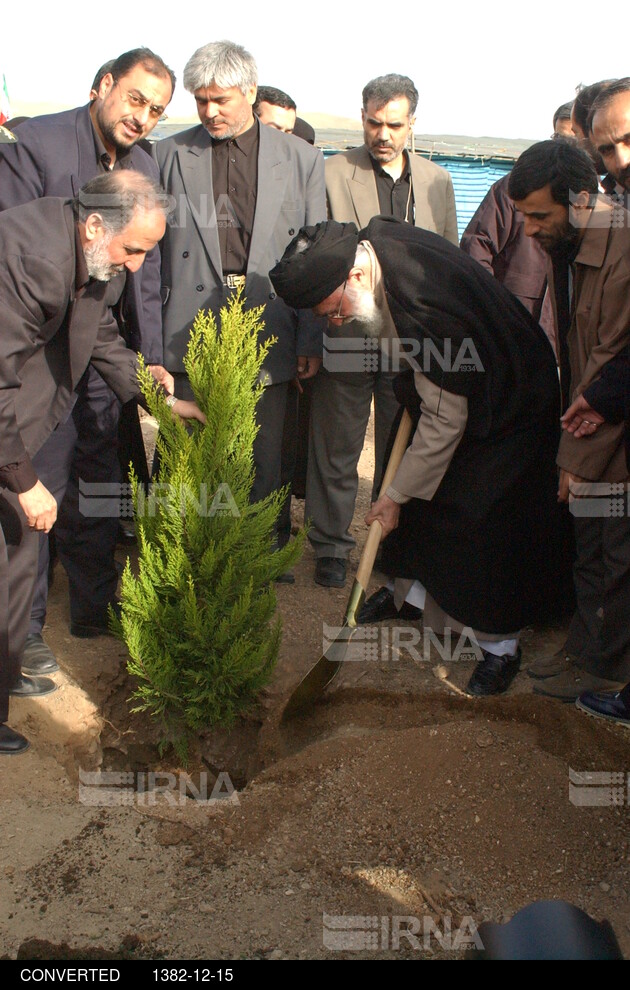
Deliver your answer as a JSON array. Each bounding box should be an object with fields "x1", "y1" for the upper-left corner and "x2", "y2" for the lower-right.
[
  {"x1": 0, "y1": 198, "x2": 140, "y2": 493},
  {"x1": 325, "y1": 144, "x2": 459, "y2": 245},
  {"x1": 153, "y1": 123, "x2": 327, "y2": 383}
]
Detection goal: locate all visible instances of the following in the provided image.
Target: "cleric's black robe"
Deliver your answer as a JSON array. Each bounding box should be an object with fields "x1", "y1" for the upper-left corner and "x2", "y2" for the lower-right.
[{"x1": 364, "y1": 217, "x2": 564, "y2": 634}]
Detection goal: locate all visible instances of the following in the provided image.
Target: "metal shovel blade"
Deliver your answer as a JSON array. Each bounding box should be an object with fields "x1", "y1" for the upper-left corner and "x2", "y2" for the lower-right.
[
  {"x1": 280, "y1": 580, "x2": 366, "y2": 723},
  {"x1": 280, "y1": 410, "x2": 413, "y2": 723}
]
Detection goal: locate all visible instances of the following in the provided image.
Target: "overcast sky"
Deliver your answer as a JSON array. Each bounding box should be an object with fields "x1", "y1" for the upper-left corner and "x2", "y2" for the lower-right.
[{"x1": 3, "y1": 1, "x2": 626, "y2": 138}]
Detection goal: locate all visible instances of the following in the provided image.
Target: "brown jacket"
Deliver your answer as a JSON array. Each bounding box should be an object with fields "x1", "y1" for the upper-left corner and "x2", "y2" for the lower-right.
[
  {"x1": 553, "y1": 198, "x2": 630, "y2": 482},
  {"x1": 325, "y1": 145, "x2": 458, "y2": 245}
]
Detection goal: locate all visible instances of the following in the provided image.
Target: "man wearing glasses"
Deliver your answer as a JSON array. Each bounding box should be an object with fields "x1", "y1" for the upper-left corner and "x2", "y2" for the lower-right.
[{"x1": 0, "y1": 48, "x2": 174, "y2": 676}]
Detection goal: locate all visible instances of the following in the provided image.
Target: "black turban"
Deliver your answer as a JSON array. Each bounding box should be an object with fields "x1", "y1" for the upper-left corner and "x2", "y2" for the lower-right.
[{"x1": 270, "y1": 220, "x2": 359, "y2": 309}]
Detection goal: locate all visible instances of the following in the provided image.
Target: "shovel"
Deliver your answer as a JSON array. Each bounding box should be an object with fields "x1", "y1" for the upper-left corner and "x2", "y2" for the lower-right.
[{"x1": 280, "y1": 408, "x2": 413, "y2": 722}]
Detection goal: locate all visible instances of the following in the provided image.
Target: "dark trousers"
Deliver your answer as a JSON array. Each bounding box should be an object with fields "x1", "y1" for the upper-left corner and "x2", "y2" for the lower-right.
[
  {"x1": 566, "y1": 514, "x2": 630, "y2": 681},
  {"x1": 278, "y1": 382, "x2": 299, "y2": 548},
  {"x1": 29, "y1": 367, "x2": 121, "y2": 634},
  {"x1": 0, "y1": 492, "x2": 38, "y2": 723},
  {"x1": 118, "y1": 398, "x2": 151, "y2": 495},
  {"x1": 306, "y1": 365, "x2": 400, "y2": 559},
  {"x1": 250, "y1": 381, "x2": 290, "y2": 519},
  {"x1": 173, "y1": 374, "x2": 289, "y2": 543}
]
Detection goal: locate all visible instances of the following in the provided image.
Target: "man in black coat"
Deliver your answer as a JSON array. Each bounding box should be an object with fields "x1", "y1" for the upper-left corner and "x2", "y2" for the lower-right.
[
  {"x1": 0, "y1": 47, "x2": 174, "y2": 668},
  {"x1": 0, "y1": 171, "x2": 203, "y2": 755},
  {"x1": 270, "y1": 217, "x2": 564, "y2": 696}
]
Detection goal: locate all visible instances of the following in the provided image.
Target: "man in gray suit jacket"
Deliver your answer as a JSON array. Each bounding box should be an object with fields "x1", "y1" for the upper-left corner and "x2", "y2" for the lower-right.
[
  {"x1": 309, "y1": 74, "x2": 458, "y2": 588},
  {"x1": 153, "y1": 41, "x2": 326, "y2": 551}
]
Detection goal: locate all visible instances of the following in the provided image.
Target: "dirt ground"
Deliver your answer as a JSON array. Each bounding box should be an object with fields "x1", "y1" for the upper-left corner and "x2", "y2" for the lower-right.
[{"x1": 1, "y1": 415, "x2": 629, "y2": 961}]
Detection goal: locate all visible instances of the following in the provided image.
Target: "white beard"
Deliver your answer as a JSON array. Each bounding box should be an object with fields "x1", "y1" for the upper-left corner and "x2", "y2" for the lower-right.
[{"x1": 351, "y1": 289, "x2": 385, "y2": 338}]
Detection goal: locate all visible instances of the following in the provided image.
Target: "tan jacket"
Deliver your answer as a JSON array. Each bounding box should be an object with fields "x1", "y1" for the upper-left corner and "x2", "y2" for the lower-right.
[
  {"x1": 555, "y1": 198, "x2": 630, "y2": 482},
  {"x1": 325, "y1": 144, "x2": 459, "y2": 245}
]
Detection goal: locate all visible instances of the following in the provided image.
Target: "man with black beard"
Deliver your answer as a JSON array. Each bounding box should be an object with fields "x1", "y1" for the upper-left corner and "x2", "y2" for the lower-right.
[
  {"x1": 0, "y1": 47, "x2": 174, "y2": 672},
  {"x1": 270, "y1": 218, "x2": 563, "y2": 697},
  {"x1": 509, "y1": 140, "x2": 630, "y2": 701},
  {"x1": 590, "y1": 78, "x2": 630, "y2": 205},
  {"x1": 570, "y1": 81, "x2": 616, "y2": 177},
  {"x1": 0, "y1": 171, "x2": 204, "y2": 754}
]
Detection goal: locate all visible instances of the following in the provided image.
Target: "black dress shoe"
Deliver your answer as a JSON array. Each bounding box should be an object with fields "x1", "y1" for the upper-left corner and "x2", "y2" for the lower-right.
[
  {"x1": 0, "y1": 724, "x2": 30, "y2": 755},
  {"x1": 71, "y1": 600, "x2": 122, "y2": 638},
  {"x1": 357, "y1": 586, "x2": 423, "y2": 624},
  {"x1": 21, "y1": 633, "x2": 59, "y2": 675},
  {"x1": 576, "y1": 688, "x2": 630, "y2": 726},
  {"x1": 466, "y1": 647, "x2": 521, "y2": 697},
  {"x1": 315, "y1": 557, "x2": 347, "y2": 588},
  {"x1": 10, "y1": 674, "x2": 58, "y2": 697}
]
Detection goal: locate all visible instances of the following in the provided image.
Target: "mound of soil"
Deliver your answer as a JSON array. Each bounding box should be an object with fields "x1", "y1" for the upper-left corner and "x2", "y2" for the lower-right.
[{"x1": 2, "y1": 416, "x2": 629, "y2": 960}]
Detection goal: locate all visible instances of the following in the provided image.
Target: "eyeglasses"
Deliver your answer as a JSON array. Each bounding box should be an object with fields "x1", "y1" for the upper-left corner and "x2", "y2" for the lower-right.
[
  {"x1": 331, "y1": 280, "x2": 347, "y2": 319},
  {"x1": 115, "y1": 83, "x2": 168, "y2": 121}
]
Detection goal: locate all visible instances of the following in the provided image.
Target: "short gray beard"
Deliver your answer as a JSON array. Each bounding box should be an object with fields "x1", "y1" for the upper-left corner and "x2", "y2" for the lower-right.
[
  {"x1": 367, "y1": 145, "x2": 398, "y2": 165},
  {"x1": 207, "y1": 109, "x2": 252, "y2": 141},
  {"x1": 85, "y1": 233, "x2": 123, "y2": 281}
]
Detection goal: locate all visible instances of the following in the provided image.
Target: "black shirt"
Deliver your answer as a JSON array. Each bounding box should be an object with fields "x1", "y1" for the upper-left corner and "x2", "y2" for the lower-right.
[
  {"x1": 371, "y1": 151, "x2": 414, "y2": 223},
  {"x1": 211, "y1": 118, "x2": 259, "y2": 274}
]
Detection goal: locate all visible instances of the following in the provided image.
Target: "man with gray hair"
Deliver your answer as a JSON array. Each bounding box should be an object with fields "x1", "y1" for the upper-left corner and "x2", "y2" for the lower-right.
[
  {"x1": 308, "y1": 73, "x2": 458, "y2": 590},
  {"x1": 153, "y1": 41, "x2": 326, "y2": 567},
  {"x1": 0, "y1": 170, "x2": 204, "y2": 754}
]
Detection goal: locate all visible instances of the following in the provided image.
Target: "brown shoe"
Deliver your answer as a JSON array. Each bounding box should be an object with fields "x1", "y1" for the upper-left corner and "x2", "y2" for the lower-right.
[
  {"x1": 533, "y1": 668, "x2": 624, "y2": 703},
  {"x1": 527, "y1": 648, "x2": 577, "y2": 680}
]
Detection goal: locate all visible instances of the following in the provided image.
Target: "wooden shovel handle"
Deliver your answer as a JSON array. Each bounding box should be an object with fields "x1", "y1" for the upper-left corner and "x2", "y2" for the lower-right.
[{"x1": 355, "y1": 409, "x2": 413, "y2": 589}]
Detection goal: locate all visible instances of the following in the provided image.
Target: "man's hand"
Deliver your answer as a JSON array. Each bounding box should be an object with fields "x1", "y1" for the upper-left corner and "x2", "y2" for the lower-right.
[
  {"x1": 170, "y1": 399, "x2": 207, "y2": 424},
  {"x1": 365, "y1": 494, "x2": 400, "y2": 539},
  {"x1": 297, "y1": 355, "x2": 321, "y2": 380},
  {"x1": 295, "y1": 355, "x2": 322, "y2": 393},
  {"x1": 148, "y1": 364, "x2": 175, "y2": 395},
  {"x1": 561, "y1": 394, "x2": 605, "y2": 438},
  {"x1": 18, "y1": 481, "x2": 57, "y2": 532}
]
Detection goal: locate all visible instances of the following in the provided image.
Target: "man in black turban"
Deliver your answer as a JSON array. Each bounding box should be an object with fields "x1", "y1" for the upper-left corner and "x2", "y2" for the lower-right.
[{"x1": 271, "y1": 216, "x2": 565, "y2": 696}]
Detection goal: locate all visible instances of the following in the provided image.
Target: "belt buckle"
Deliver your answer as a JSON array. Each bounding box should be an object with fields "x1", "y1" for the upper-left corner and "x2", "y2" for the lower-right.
[{"x1": 225, "y1": 274, "x2": 245, "y2": 289}]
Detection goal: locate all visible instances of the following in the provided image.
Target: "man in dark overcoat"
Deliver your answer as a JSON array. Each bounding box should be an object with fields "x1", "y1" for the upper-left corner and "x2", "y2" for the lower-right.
[
  {"x1": 270, "y1": 217, "x2": 564, "y2": 696},
  {"x1": 0, "y1": 171, "x2": 202, "y2": 755},
  {"x1": 0, "y1": 47, "x2": 174, "y2": 659}
]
